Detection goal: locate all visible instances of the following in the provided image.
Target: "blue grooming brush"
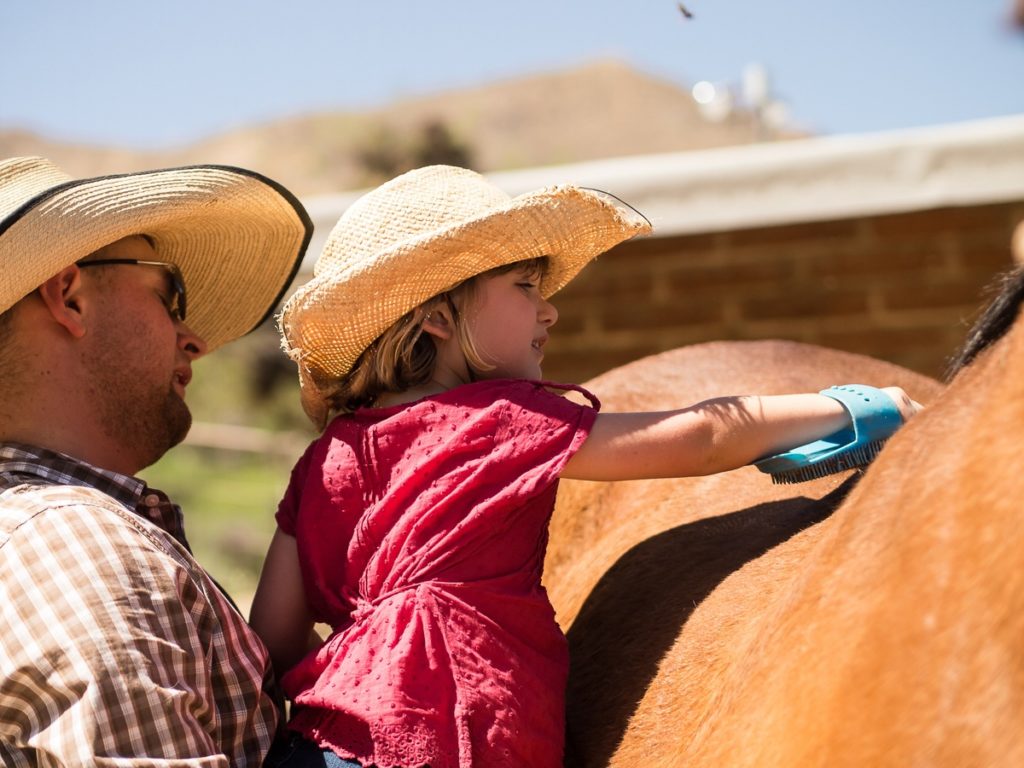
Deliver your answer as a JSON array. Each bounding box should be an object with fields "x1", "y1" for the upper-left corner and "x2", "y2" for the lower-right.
[{"x1": 754, "y1": 385, "x2": 904, "y2": 485}]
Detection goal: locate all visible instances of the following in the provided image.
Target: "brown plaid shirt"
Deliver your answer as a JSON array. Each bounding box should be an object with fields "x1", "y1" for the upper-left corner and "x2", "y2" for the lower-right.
[{"x1": 0, "y1": 443, "x2": 279, "y2": 766}]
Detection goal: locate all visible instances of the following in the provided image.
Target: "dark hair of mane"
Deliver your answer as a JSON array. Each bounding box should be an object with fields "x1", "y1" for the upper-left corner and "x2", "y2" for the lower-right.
[{"x1": 945, "y1": 266, "x2": 1024, "y2": 380}]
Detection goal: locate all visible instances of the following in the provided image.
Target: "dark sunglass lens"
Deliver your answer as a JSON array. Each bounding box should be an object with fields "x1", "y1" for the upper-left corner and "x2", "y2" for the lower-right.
[{"x1": 171, "y1": 273, "x2": 187, "y2": 321}]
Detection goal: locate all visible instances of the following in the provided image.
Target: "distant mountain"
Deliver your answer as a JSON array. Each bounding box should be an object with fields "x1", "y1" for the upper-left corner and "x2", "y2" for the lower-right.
[{"x1": 1, "y1": 59, "x2": 803, "y2": 196}]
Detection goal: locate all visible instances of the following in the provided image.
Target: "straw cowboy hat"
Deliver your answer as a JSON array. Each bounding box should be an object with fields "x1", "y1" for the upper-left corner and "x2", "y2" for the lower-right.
[
  {"x1": 280, "y1": 164, "x2": 652, "y2": 424},
  {"x1": 0, "y1": 156, "x2": 312, "y2": 351}
]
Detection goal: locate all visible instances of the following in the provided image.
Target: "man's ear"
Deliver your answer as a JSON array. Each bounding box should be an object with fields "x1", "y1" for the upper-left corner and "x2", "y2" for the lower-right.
[{"x1": 36, "y1": 265, "x2": 88, "y2": 339}]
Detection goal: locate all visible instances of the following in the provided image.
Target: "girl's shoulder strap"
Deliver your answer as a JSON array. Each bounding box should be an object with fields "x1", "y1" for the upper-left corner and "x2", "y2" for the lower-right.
[{"x1": 535, "y1": 380, "x2": 602, "y2": 411}]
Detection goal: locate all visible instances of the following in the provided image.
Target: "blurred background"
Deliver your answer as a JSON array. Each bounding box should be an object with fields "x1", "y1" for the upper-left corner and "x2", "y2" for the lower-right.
[{"x1": 3, "y1": 0, "x2": 1022, "y2": 607}]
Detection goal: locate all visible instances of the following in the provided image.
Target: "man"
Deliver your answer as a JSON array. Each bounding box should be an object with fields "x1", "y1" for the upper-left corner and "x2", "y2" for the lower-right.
[{"x1": 0, "y1": 156, "x2": 312, "y2": 766}]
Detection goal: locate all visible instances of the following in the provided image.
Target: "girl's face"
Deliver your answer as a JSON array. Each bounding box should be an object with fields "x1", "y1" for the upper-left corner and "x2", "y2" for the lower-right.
[{"x1": 462, "y1": 263, "x2": 558, "y2": 381}]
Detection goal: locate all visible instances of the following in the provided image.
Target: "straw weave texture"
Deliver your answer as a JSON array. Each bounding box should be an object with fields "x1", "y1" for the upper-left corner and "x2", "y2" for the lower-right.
[
  {"x1": 0, "y1": 156, "x2": 311, "y2": 351},
  {"x1": 280, "y1": 165, "x2": 651, "y2": 423}
]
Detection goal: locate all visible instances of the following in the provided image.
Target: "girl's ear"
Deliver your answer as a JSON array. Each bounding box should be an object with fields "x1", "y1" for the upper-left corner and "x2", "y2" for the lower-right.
[
  {"x1": 420, "y1": 302, "x2": 456, "y2": 341},
  {"x1": 37, "y1": 265, "x2": 88, "y2": 339}
]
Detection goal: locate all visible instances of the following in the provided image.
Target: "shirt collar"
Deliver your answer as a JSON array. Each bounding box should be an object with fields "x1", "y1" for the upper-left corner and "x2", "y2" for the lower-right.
[{"x1": 0, "y1": 441, "x2": 190, "y2": 551}]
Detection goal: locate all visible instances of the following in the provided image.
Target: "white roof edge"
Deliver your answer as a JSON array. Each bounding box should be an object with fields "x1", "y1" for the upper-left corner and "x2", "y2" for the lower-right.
[{"x1": 300, "y1": 114, "x2": 1024, "y2": 268}]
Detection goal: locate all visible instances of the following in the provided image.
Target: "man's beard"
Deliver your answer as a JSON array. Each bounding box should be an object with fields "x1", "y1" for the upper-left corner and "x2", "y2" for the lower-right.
[{"x1": 97, "y1": 384, "x2": 193, "y2": 472}]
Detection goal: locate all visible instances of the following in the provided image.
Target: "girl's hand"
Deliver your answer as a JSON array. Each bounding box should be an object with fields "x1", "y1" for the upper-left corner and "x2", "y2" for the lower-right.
[{"x1": 881, "y1": 386, "x2": 924, "y2": 421}]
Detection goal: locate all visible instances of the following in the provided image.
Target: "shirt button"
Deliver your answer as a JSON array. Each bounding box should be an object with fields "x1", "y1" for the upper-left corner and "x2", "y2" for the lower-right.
[{"x1": 144, "y1": 493, "x2": 161, "y2": 507}]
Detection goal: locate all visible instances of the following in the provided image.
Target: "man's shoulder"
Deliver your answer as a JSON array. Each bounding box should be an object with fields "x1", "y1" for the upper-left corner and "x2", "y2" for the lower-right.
[
  {"x1": 0, "y1": 481, "x2": 176, "y2": 558},
  {"x1": 0, "y1": 480, "x2": 218, "y2": 628},
  {"x1": 2, "y1": 478, "x2": 118, "y2": 504},
  {"x1": 2, "y1": 478, "x2": 125, "y2": 519}
]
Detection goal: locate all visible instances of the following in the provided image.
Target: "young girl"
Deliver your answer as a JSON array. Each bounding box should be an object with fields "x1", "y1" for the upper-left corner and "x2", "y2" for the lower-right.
[{"x1": 251, "y1": 165, "x2": 919, "y2": 768}]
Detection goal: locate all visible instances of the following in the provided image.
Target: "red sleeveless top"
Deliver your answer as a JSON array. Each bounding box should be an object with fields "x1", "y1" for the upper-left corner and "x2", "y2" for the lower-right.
[{"x1": 276, "y1": 379, "x2": 598, "y2": 767}]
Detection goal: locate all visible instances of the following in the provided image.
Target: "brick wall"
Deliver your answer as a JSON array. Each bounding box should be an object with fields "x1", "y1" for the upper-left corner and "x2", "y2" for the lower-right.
[{"x1": 542, "y1": 200, "x2": 1024, "y2": 384}]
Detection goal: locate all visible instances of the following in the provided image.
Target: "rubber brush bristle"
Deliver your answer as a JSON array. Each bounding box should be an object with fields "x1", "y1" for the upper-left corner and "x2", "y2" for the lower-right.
[
  {"x1": 770, "y1": 439, "x2": 887, "y2": 485},
  {"x1": 754, "y1": 385, "x2": 907, "y2": 486}
]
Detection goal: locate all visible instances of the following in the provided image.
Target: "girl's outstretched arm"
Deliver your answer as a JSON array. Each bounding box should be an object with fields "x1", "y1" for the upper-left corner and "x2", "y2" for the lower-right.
[
  {"x1": 562, "y1": 387, "x2": 919, "y2": 482},
  {"x1": 250, "y1": 528, "x2": 316, "y2": 678}
]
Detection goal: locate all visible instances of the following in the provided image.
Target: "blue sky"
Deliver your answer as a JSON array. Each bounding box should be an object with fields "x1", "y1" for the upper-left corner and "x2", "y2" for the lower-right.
[{"x1": 2, "y1": 0, "x2": 1022, "y2": 149}]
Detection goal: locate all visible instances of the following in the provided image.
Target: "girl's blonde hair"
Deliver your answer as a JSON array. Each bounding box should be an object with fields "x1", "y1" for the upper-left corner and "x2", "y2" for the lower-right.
[{"x1": 326, "y1": 257, "x2": 547, "y2": 413}]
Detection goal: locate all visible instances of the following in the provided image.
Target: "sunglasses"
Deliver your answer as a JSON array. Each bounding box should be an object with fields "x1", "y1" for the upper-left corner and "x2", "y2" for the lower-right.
[{"x1": 77, "y1": 258, "x2": 187, "y2": 322}]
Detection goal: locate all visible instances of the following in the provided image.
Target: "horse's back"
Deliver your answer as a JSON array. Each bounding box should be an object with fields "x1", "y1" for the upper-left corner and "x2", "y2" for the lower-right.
[
  {"x1": 547, "y1": 338, "x2": 940, "y2": 618},
  {"x1": 546, "y1": 338, "x2": 949, "y2": 767},
  {"x1": 682, "y1": 315, "x2": 1024, "y2": 767}
]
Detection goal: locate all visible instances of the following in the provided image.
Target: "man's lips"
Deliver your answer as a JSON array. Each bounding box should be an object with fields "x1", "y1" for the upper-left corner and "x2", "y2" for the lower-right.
[{"x1": 172, "y1": 367, "x2": 192, "y2": 395}]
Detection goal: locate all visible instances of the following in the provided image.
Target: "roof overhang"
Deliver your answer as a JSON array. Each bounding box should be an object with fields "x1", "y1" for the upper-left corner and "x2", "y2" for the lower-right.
[{"x1": 300, "y1": 114, "x2": 1024, "y2": 271}]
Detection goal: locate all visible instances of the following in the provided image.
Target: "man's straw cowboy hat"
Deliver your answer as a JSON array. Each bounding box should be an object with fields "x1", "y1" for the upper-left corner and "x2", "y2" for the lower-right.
[
  {"x1": 279, "y1": 164, "x2": 652, "y2": 425},
  {"x1": 0, "y1": 156, "x2": 312, "y2": 351}
]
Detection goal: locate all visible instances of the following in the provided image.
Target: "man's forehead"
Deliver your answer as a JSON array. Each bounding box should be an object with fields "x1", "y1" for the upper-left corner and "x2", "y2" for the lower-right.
[
  {"x1": 78, "y1": 237, "x2": 176, "y2": 293},
  {"x1": 86, "y1": 235, "x2": 157, "y2": 261}
]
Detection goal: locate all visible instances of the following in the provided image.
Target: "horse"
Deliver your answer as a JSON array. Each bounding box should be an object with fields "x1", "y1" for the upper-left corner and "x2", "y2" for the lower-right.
[{"x1": 545, "y1": 268, "x2": 1024, "y2": 767}]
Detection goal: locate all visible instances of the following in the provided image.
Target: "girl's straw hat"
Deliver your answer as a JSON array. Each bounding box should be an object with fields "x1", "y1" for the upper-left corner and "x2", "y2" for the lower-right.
[
  {"x1": 0, "y1": 156, "x2": 312, "y2": 351},
  {"x1": 280, "y1": 164, "x2": 652, "y2": 423}
]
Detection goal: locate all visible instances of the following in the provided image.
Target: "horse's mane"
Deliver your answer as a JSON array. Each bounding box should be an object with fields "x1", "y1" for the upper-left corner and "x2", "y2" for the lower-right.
[{"x1": 945, "y1": 266, "x2": 1024, "y2": 380}]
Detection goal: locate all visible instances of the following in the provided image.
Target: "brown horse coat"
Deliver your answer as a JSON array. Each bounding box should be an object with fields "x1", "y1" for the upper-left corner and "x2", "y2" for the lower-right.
[{"x1": 546, "y1": 324, "x2": 1021, "y2": 766}]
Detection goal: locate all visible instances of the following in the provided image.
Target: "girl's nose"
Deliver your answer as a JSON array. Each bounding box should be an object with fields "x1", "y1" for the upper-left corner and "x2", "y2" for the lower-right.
[{"x1": 539, "y1": 296, "x2": 558, "y2": 327}]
